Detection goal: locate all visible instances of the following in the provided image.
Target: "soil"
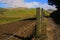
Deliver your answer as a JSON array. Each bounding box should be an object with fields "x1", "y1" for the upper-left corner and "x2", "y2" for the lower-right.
[{"x1": 0, "y1": 18, "x2": 36, "y2": 40}]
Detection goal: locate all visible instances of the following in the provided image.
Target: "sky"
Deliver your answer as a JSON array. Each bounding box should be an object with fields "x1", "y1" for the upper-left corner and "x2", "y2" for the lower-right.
[
  {"x1": 24, "y1": 0, "x2": 48, "y2": 4},
  {"x1": 0, "y1": 0, "x2": 57, "y2": 10}
]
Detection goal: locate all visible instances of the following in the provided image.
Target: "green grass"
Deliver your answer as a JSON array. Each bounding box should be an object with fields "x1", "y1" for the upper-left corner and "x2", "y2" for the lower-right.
[
  {"x1": 0, "y1": 8, "x2": 50, "y2": 24},
  {"x1": 0, "y1": 8, "x2": 36, "y2": 24},
  {"x1": 3, "y1": 8, "x2": 36, "y2": 17},
  {"x1": 0, "y1": 17, "x2": 21, "y2": 24}
]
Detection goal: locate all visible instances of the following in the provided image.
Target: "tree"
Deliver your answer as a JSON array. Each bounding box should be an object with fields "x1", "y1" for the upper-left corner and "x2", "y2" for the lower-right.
[
  {"x1": 48, "y1": 0, "x2": 60, "y2": 9},
  {"x1": 48, "y1": 0, "x2": 60, "y2": 24}
]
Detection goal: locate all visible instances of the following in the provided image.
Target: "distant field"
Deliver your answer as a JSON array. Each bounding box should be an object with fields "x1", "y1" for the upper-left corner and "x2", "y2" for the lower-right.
[
  {"x1": 0, "y1": 8, "x2": 36, "y2": 24},
  {"x1": 0, "y1": 8, "x2": 36, "y2": 17},
  {"x1": 0, "y1": 8, "x2": 50, "y2": 24}
]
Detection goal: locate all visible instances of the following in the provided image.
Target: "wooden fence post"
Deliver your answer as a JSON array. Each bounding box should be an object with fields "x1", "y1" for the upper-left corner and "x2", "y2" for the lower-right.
[{"x1": 36, "y1": 8, "x2": 47, "y2": 40}]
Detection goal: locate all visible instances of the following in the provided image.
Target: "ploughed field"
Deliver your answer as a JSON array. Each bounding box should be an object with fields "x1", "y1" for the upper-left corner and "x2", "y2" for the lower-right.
[{"x1": 0, "y1": 18, "x2": 36, "y2": 40}]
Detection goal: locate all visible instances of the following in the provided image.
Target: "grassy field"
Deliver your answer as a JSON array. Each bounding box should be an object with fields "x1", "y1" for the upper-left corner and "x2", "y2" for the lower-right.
[
  {"x1": 0, "y1": 17, "x2": 21, "y2": 24},
  {"x1": 0, "y1": 8, "x2": 36, "y2": 24},
  {"x1": 0, "y1": 8, "x2": 36, "y2": 17},
  {"x1": 0, "y1": 8, "x2": 50, "y2": 24}
]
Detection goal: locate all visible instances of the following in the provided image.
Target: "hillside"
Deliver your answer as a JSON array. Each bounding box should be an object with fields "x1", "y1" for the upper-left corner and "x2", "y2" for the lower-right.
[{"x1": 0, "y1": 7, "x2": 50, "y2": 24}]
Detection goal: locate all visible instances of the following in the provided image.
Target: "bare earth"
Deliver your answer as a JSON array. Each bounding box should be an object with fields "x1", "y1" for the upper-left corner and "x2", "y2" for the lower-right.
[
  {"x1": 47, "y1": 18, "x2": 60, "y2": 40},
  {"x1": 0, "y1": 19, "x2": 36, "y2": 40}
]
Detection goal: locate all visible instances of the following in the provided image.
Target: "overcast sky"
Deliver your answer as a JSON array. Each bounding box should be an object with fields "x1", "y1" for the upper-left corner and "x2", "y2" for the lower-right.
[{"x1": 0, "y1": 0, "x2": 57, "y2": 10}]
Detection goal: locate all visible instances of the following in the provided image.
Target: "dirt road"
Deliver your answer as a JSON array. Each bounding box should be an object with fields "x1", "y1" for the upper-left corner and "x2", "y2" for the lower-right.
[{"x1": 47, "y1": 18, "x2": 60, "y2": 40}]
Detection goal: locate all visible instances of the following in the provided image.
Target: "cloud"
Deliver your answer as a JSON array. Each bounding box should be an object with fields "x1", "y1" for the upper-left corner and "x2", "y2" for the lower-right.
[
  {"x1": 0, "y1": 0, "x2": 24, "y2": 7},
  {"x1": 0, "y1": 0, "x2": 57, "y2": 10},
  {"x1": 23, "y1": 2, "x2": 40, "y2": 8},
  {"x1": 41, "y1": 4, "x2": 57, "y2": 10},
  {"x1": 25, "y1": 2, "x2": 57, "y2": 10}
]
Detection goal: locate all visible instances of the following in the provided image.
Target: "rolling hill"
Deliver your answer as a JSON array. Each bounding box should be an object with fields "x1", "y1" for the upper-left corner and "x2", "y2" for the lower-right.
[{"x1": 0, "y1": 7, "x2": 50, "y2": 24}]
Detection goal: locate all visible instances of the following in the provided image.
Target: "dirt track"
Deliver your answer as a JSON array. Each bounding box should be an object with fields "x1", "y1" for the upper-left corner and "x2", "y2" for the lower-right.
[
  {"x1": 47, "y1": 18, "x2": 60, "y2": 40},
  {"x1": 0, "y1": 18, "x2": 36, "y2": 40}
]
